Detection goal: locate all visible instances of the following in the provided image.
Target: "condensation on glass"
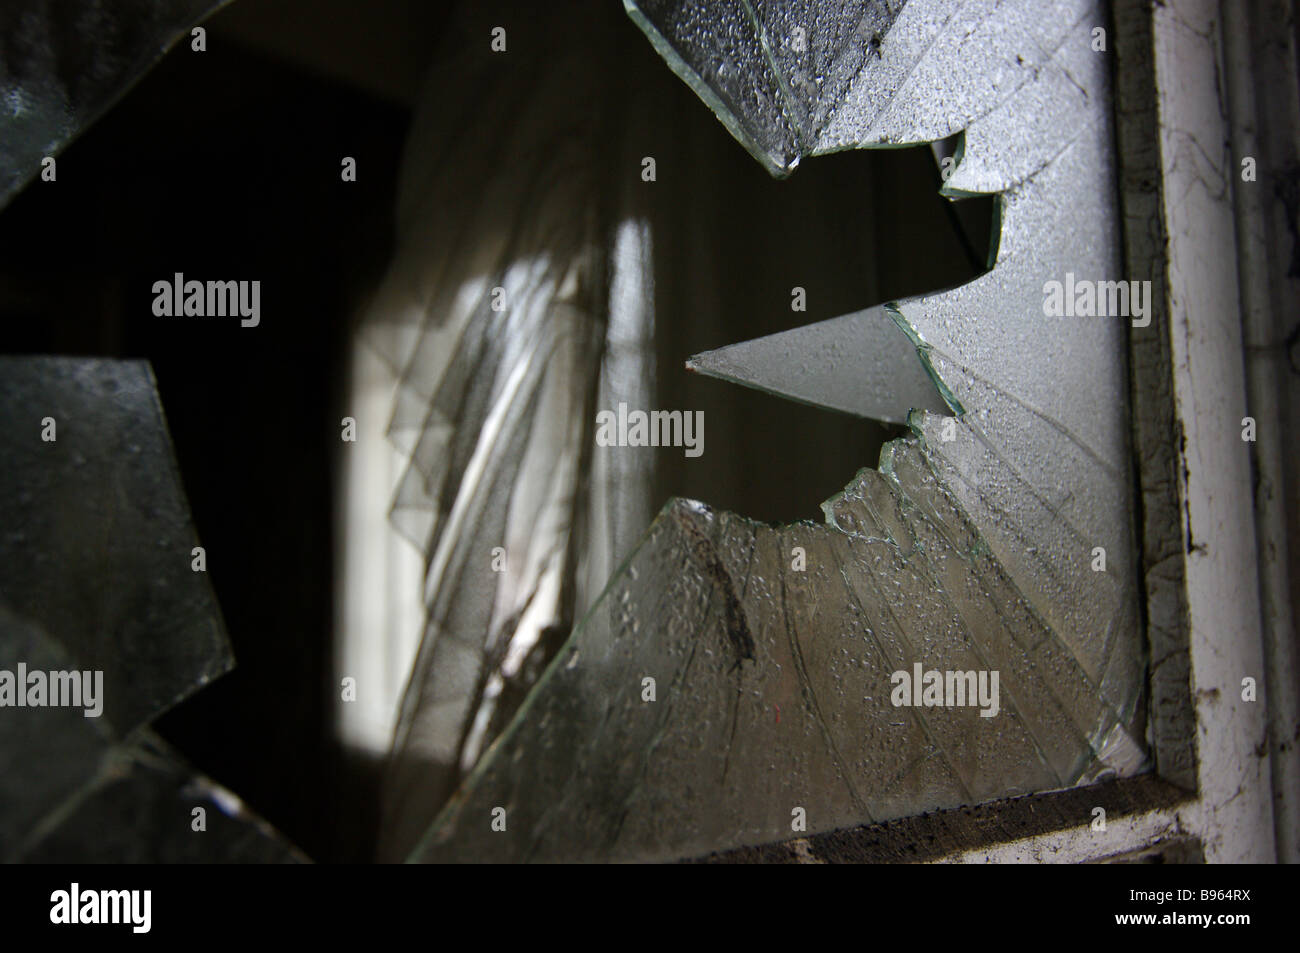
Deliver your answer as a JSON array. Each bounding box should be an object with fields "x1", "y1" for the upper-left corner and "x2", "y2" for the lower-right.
[
  {"x1": 0, "y1": 357, "x2": 298, "y2": 861},
  {"x1": 403, "y1": 0, "x2": 1146, "y2": 862},
  {"x1": 0, "y1": 0, "x2": 230, "y2": 211}
]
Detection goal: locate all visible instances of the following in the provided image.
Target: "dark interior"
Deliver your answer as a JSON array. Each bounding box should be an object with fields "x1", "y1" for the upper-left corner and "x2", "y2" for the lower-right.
[{"x1": 0, "y1": 0, "x2": 992, "y2": 861}]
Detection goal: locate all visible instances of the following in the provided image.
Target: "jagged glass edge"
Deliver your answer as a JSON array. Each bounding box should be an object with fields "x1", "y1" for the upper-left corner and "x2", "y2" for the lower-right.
[
  {"x1": 622, "y1": 0, "x2": 798, "y2": 177},
  {"x1": 408, "y1": 401, "x2": 1127, "y2": 859},
  {"x1": 0, "y1": 0, "x2": 235, "y2": 211}
]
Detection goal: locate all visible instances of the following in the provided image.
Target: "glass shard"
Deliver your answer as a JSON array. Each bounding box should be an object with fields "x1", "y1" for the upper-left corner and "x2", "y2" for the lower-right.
[
  {"x1": 623, "y1": 0, "x2": 804, "y2": 174},
  {"x1": 412, "y1": 443, "x2": 1133, "y2": 861},
  {"x1": 0, "y1": 0, "x2": 229, "y2": 210},
  {"x1": 0, "y1": 605, "x2": 114, "y2": 858},
  {"x1": 686, "y1": 303, "x2": 949, "y2": 424},
  {"x1": 0, "y1": 357, "x2": 233, "y2": 734},
  {"x1": 0, "y1": 357, "x2": 297, "y2": 862},
  {"x1": 15, "y1": 732, "x2": 305, "y2": 863}
]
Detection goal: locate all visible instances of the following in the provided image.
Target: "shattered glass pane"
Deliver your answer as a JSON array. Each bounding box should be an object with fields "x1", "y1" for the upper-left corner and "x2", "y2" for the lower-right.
[
  {"x1": 16, "y1": 733, "x2": 305, "y2": 863},
  {"x1": 0, "y1": 605, "x2": 114, "y2": 857},
  {"x1": 402, "y1": 0, "x2": 1145, "y2": 861},
  {"x1": 0, "y1": 357, "x2": 233, "y2": 734},
  {"x1": 365, "y1": 4, "x2": 641, "y2": 858},
  {"x1": 413, "y1": 441, "x2": 1137, "y2": 862},
  {"x1": 0, "y1": 357, "x2": 296, "y2": 862},
  {"x1": 0, "y1": 0, "x2": 230, "y2": 211},
  {"x1": 750, "y1": 0, "x2": 906, "y2": 146},
  {"x1": 623, "y1": 0, "x2": 804, "y2": 174}
]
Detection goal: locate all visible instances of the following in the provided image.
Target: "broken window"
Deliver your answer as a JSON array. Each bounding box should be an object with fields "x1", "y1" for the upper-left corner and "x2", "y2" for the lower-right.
[
  {"x1": 352, "y1": 0, "x2": 1147, "y2": 862},
  {"x1": 0, "y1": 0, "x2": 1157, "y2": 865}
]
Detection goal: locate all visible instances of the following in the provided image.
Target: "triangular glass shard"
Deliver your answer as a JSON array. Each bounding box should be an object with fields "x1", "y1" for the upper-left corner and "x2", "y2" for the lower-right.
[
  {"x1": 15, "y1": 732, "x2": 306, "y2": 863},
  {"x1": 686, "y1": 304, "x2": 949, "y2": 424}
]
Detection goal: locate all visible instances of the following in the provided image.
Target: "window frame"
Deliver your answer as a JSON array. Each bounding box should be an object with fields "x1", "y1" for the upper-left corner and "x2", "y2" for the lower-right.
[{"x1": 697, "y1": 0, "x2": 1290, "y2": 864}]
